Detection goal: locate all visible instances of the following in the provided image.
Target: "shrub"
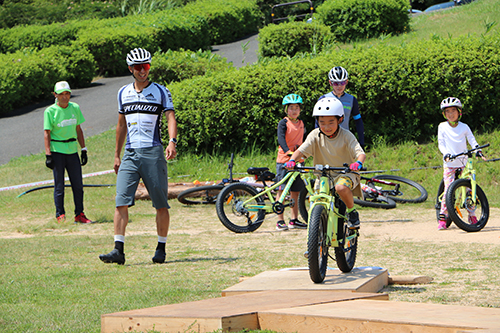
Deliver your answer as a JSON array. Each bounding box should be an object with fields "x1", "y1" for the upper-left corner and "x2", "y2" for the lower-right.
[
  {"x1": 258, "y1": 21, "x2": 334, "y2": 57},
  {"x1": 150, "y1": 49, "x2": 233, "y2": 84},
  {"x1": 315, "y1": 0, "x2": 410, "y2": 42}
]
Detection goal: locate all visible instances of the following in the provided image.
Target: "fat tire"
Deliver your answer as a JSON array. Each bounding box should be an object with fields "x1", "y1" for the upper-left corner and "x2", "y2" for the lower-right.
[
  {"x1": 308, "y1": 205, "x2": 329, "y2": 283},
  {"x1": 372, "y1": 175, "x2": 428, "y2": 203},
  {"x1": 332, "y1": 199, "x2": 357, "y2": 272},
  {"x1": 353, "y1": 195, "x2": 396, "y2": 209},
  {"x1": 215, "y1": 183, "x2": 265, "y2": 233},
  {"x1": 435, "y1": 179, "x2": 452, "y2": 228},
  {"x1": 298, "y1": 186, "x2": 311, "y2": 221},
  {"x1": 445, "y1": 179, "x2": 489, "y2": 232},
  {"x1": 177, "y1": 185, "x2": 224, "y2": 205}
]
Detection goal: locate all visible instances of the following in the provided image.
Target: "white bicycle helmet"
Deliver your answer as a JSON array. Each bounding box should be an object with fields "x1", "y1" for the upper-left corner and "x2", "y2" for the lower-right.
[
  {"x1": 126, "y1": 48, "x2": 152, "y2": 66},
  {"x1": 328, "y1": 66, "x2": 348, "y2": 82},
  {"x1": 313, "y1": 97, "x2": 344, "y2": 117},
  {"x1": 440, "y1": 97, "x2": 462, "y2": 110}
]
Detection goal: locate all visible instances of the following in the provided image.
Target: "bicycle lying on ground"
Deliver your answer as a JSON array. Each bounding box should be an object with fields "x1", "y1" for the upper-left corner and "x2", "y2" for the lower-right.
[
  {"x1": 301, "y1": 164, "x2": 363, "y2": 283},
  {"x1": 435, "y1": 144, "x2": 490, "y2": 232},
  {"x1": 353, "y1": 174, "x2": 428, "y2": 209},
  {"x1": 177, "y1": 153, "x2": 275, "y2": 205},
  {"x1": 215, "y1": 163, "x2": 315, "y2": 233}
]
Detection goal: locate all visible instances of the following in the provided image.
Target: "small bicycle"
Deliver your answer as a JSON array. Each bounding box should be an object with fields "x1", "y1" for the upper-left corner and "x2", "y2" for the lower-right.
[
  {"x1": 215, "y1": 164, "x2": 315, "y2": 233},
  {"x1": 300, "y1": 164, "x2": 362, "y2": 283},
  {"x1": 435, "y1": 143, "x2": 490, "y2": 232},
  {"x1": 177, "y1": 153, "x2": 275, "y2": 205}
]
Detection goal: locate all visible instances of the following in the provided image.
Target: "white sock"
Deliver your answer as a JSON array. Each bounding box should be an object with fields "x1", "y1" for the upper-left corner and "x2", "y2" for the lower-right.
[
  {"x1": 114, "y1": 235, "x2": 125, "y2": 243},
  {"x1": 158, "y1": 236, "x2": 167, "y2": 243}
]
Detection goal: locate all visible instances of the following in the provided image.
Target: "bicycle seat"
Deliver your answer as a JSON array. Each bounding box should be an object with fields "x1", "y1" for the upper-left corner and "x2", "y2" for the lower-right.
[{"x1": 247, "y1": 167, "x2": 269, "y2": 175}]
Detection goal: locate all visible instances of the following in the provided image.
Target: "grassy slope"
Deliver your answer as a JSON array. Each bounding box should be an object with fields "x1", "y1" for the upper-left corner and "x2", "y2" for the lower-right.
[{"x1": 0, "y1": 1, "x2": 499, "y2": 332}]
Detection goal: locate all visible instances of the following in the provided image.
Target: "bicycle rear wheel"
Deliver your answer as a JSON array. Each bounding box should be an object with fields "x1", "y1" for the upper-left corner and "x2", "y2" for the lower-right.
[
  {"x1": 333, "y1": 199, "x2": 357, "y2": 273},
  {"x1": 307, "y1": 205, "x2": 329, "y2": 283},
  {"x1": 177, "y1": 185, "x2": 224, "y2": 205},
  {"x1": 215, "y1": 183, "x2": 265, "y2": 233},
  {"x1": 445, "y1": 179, "x2": 489, "y2": 232},
  {"x1": 372, "y1": 175, "x2": 428, "y2": 203},
  {"x1": 298, "y1": 186, "x2": 311, "y2": 222},
  {"x1": 435, "y1": 179, "x2": 452, "y2": 228}
]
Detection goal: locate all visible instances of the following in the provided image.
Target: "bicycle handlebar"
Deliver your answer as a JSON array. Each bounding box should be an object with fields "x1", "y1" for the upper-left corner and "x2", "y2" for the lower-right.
[
  {"x1": 295, "y1": 163, "x2": 366, "y2": 174},
  {"x1": 450, "y1": 143, "x2": 489, "y2": 160}
]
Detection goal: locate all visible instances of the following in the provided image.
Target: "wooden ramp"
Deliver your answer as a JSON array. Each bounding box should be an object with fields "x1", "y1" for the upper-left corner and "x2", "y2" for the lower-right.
[
  {"x1": 101, "y1": 290, "x2": 387, "y2": 333},
  {"x1": 222, "y1": 267, "x2": 388, "y2": 296},
  {"x1": 258, "y1": 299, "x2": 500, "y2": 333}
]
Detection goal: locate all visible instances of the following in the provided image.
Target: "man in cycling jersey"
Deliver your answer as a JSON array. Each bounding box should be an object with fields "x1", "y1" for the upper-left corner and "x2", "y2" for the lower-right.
[
  {"x1": 99, "y1": 48, "x2": 178, "y2": 265},
  {"x1": 318, "y1": 66, "x2": 365, "y2": 149}
]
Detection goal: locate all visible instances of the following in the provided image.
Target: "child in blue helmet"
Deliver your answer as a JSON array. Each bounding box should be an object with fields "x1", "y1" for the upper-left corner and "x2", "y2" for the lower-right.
[
  {"x1": 437, "y1": 97, "x2": 486, "y2": 230},
  {"x1": 275, "y1": 94, "x2": 307, "y2": 231}
]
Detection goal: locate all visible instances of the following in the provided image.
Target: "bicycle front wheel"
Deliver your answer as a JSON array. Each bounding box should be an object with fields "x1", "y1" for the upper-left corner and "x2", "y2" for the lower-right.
[
  {"x1": 215, "y1": 183, "x2": 265, "y2": 233},
  {"x1": 333, "y1": 199, "x2": 357, "y2": 273},
  {"x1": 445, "y1": 179, "x2": 489, "y2": 232},
  {"x1": 177, "y1": 185, "x2": 224, "y2": 205},
  {"x1": 307, "y1": 205, "x2": 329, "y2": 283},
  {"x1": 372, "y1": 175, "x2": 428, "y2": 203}
]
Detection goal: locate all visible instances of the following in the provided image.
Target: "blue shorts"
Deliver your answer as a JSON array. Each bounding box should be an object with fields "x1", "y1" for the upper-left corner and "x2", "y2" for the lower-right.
[
  {"x1": 115, "y1": 146, "x2": 170, "y2": 209},
  {"x1": 276, "y1": 163, "x2": 304, "y2": 192}
]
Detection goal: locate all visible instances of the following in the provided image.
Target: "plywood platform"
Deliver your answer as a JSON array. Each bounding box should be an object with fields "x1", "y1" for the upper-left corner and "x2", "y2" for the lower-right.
[
  {"x1": 101, "y1": 290, "x2": 388, "y2": 333},
  {"x1": 258, "y1": 299, "x2": 500, "y2": 333},
  {"x1": 222, "y1": 267, "x2": 388, "y2": 296}
]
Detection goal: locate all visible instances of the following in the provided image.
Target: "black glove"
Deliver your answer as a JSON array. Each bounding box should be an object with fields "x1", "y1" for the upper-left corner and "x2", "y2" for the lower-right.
[
  {"x1": 81, "y1": 149, "x2": 88, "y2": 166},
  {"x1": 45, "y1": 155, "x2": 55, "y2": 169},
  {"x1": 443, "y1": 153, "x2": 451, "y2": 162}
]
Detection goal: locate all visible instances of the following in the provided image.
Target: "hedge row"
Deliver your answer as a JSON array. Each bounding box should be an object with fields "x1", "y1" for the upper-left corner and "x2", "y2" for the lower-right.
[
  {"x1": 0, "y1": 46, "x2": 95, "y2": 111},
  {"x1": 165, "y1": 33, "x2": 500, "y2": 153}
]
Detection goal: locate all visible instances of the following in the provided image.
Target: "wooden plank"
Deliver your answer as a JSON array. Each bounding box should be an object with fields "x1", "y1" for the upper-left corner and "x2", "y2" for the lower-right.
[
  {"x1": 222, "y1": 267, "x2": 388, "y2": 296},
  {"x1": 258, "y1": 300, "x2": 500, "y2": 333},
  {"x1": 101, "y1": 290, "x2": 387, "y2": 333},
  {"x1": 389, "y1": 275, "x2": 434, "y2": 285}
]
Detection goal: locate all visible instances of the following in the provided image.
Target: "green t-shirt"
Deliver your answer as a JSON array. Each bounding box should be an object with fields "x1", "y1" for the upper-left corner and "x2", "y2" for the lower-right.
[{"x1": 43, "y1": 102, "x2": 85, "y2": 154}]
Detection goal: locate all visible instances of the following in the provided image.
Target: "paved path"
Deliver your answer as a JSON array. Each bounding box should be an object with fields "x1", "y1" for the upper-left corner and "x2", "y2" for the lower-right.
[{"x1": 0, "y1": 34, "x2": 258, "y2": 165}]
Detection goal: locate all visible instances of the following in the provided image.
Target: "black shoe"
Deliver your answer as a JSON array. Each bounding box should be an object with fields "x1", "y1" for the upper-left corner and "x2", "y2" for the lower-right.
[
  {"x1": 152, "y1": 249, "x2": 166, "y2": 263},
  {"x1": 99, "y1": 249, "x2": 125, "y2": 265},
  {"x1": 347, "y1": 210, "x2": 360, "y2": 230}
]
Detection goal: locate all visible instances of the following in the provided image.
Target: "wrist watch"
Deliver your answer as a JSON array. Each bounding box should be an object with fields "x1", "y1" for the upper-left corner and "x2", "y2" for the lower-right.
[{"x1": 169, "y1": 138, "x2": 177, "y2": 146}]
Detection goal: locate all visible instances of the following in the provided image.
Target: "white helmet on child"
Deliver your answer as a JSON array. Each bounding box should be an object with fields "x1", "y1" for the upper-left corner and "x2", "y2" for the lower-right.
[
  {"x1": 440, "y1": 97, "x2": 462, "y2": 110},
  {"x1": 328, "y1": 66, "x2": 349, "y2": 82},
  {"x1": 313, "y1": 97, "x2": 344, "y2": 117}
]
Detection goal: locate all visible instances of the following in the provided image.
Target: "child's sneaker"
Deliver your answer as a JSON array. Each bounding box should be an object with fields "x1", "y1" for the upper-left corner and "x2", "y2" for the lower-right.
[
  {"x1": 288, "y1": 219, "x2": 307, "y2": 229},
  {"x1": 276, "y1": 220, "x2": 288, "y2": 231},
  {"x1": 438, "y1": 220, "x2": 447, "y2": 230},
  {"x1": 469, "y1": 215, "x2": 478, "y2": 225},
  {"x1": 56, "y1": 214, "x2": 66, "y2": 223},
  {"x1": 347, "y1": 210, "x2": 360, "y2": 229}
]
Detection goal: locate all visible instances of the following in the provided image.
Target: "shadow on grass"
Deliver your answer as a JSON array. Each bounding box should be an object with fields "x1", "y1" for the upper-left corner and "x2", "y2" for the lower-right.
[
  {"x1": 131, "y1": 256, "x2": 241, "y2": 266},
  {"x1": 382, "y1": 285, "x2": 428, "y2": 294}
]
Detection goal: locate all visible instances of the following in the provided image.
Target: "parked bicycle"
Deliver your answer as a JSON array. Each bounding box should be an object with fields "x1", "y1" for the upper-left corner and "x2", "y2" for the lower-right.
[
  {"x1": 435, "y1": 144, "x2": 490, "y2": 232},
  {"x1": 301, "y1": 164, "x2": 363, "y2": 283},
  {"x1": 177, "y1": 153, "x2": 275, "y2": 205},
  {"x1": 215, "y1": 163, "x2": 315, "y2": 233}
]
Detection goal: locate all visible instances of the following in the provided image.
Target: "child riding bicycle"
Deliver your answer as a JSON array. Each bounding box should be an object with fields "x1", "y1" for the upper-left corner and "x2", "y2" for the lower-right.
[
  {"x1": 437, "y1": 97, "x2": 487, "y2": 230},
  {"x1": 275, "y1": 93, "x2": 308, "y2": 231},
  {"x1": 286, "y1": 97, "x2": 366, "y2": 230}
]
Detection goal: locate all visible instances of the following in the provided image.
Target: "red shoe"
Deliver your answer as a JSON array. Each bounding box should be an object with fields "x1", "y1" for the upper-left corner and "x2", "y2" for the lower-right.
[
  {"x1": 56, "y1": 214, "x2": 66, "y2": 223},
  {"x1": 74, "y1": 213, "x2": 93, "y2": 224},
  {"x1": 469, "y1": 215, "x2": 478, "y2": 225}
]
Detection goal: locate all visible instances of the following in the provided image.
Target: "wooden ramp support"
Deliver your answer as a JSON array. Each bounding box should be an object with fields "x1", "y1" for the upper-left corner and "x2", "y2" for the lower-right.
[
  {"x1": 222, "y1": 267, "x2": 389, "y2": 296},
  {"x1": 101, "y1": 290, "x2": 388, "y2": 333},
  {"x1": 258, "y1": 299, "x2": 500, "y2": 333}
]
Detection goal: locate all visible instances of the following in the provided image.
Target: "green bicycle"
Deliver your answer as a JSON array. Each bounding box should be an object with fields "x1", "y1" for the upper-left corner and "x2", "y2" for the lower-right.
[
  {"x1": 435, "y1": 143, "x2": 490, "y2": 232},
  {"x1": 299, "y1": 164, "x2": 362, "y2": 283},
  {"x1": 215, "y1": 164, "x2": 315, "y2": 233}
]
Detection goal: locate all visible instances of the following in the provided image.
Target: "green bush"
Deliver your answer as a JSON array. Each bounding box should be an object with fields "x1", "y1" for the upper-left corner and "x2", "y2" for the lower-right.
[
  {"x1": 315, "y1": 0, "x2": 410, "y2": 42},
  {"x1": 164, "y1": 33, "x2": 500, "y2": 153},
  {"x1": 258, "y1": 21, "x2": 334, "y2": 57},
  {"x1": 0, "y1": 46, "x2": 95, "y2": 114},
  {"x1": 150, "y1": 49, "x2": 233, "y2": 84}
]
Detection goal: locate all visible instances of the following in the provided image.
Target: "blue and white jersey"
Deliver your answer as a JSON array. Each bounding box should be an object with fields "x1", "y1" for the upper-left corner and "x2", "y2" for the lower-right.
[
  {"x1": 318, "y1": 92, "x2": 360, "y2": 130},
  {"x1": 117, "y1": 82, "x2": 174, "y2": 149}
]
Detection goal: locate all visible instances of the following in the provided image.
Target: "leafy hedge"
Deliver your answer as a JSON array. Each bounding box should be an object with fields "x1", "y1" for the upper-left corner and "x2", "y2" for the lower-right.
[
  {"x1": 315, "y1": 0, "x2": 410, "y2": 42},
  {"x1": 150, "y1": 49, "x2": 233, "y2": 84},
  {"x1": 165, "y1": 33, "x2": 500, "y2": 153},
  {"x1": 258, "y1": 21, "x2": 333, "y2": 57},
  {"x1": 0, "y1": 46, "x2": 96, "y2": 112}
]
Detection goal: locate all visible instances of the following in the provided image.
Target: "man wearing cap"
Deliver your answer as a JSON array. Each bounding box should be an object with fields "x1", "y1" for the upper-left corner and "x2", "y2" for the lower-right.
[{"x1": 44, "y1": 81, "x2": 93, "y2": 224}]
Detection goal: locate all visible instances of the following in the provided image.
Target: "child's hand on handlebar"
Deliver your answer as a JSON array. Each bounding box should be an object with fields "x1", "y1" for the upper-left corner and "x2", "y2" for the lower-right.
[
  {"x1": 284, "y1": 160, "x2": 296, "y2": 169},
  {"x1": 349, "y1": 161, "x2": 363, "y2": 171},
  {"x1": 443, "y1": 153, "x2": 451, "y2": 162}
]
